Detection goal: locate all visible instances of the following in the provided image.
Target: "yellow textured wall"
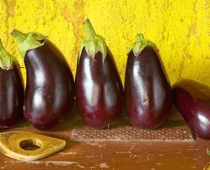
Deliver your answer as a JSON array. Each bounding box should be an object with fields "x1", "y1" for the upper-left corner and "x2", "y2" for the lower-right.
[{"x1": 1, "y1": 0, "x2": 210, "y2": 86}]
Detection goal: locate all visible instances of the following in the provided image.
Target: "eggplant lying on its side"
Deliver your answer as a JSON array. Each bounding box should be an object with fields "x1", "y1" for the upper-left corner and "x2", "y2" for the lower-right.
[
  {"x1": 124, "y1": 34, "x2": 172, "y2": 129},
  {"x1": 11, "y1": 30, "x2": 75, "y2": 131},
  {"x1": 173, "y1": 79, "x2": 210, "y2": 140},
  {"x1": 0, "y1": 39, "x2": 24, "y2": 128}
]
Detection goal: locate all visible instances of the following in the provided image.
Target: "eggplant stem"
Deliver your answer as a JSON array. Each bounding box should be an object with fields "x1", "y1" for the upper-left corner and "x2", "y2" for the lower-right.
[
  {"x1": 136, "y1": 34, "x2": 144, "y2": 41},
  {"x1": 0, "y1": 39, "x2": 6, "y2": 55},
  {"x1": 0, "y1": 39, "x2": 3, "y2": 50},
  {"x1": 0, "y1": 39, "x2": 17, "y2": 70},
  {"x1": 79, "y1": 19, "x2": 107, "y2": 60},
  {"x1": 11, "y1": 29, "x2": 46, "y2": 59},
  {"x1": 84, "y1": 19, "x2": 97, "y2": 39},
  {"x1": 11, "y1": 29, "x2": 27, "y2": 43},
  {"x1": 127, "y1": 33, "x2": 158, "y2": 57}
]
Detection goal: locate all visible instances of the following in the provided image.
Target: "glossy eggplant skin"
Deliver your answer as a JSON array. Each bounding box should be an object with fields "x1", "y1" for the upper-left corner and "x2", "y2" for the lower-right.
[
  {"x1": 125, "y1": 47, "x2": 172, "y2": 129},
  {"x1": 24, "y1": 40, "x2": 74, "y2": 130},
  {"x1": 0, "y1": 63, "x2": 24, "y2": 128},
  {"x1": 172, "y1": 79, "x2": 210, "y2": 140},
  {"x1": 75, "y1": 48, "x2": 123, "y2": 128}
]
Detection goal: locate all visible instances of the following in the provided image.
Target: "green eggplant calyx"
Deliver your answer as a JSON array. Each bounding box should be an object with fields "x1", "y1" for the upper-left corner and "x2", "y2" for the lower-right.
[
  {"x1": 128, "y1": 34, "x2": 158, "y2": 57},
  {"x1": 206, "y1": 149, "x2": 210, "y2": 156},
  {"x1": 11, "y1": 29, "x2": 46, "y2": 59},
  {"x1": 79, "y1": 19, "x2": 107, "y2": 60},
  {"x1": 0, "y1": 39, "x2": 18, "y2": 70}
]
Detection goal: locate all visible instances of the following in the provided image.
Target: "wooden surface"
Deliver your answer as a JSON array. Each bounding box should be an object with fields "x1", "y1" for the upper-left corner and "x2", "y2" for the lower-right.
[{"x1": 0, "y1": 105, "x2": 210, "y2": 170}]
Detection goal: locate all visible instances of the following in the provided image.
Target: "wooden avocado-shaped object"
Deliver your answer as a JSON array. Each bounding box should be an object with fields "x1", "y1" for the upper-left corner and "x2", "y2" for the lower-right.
[{"x1": 0, "y1": 131, "x2": 66, "y2": 161}]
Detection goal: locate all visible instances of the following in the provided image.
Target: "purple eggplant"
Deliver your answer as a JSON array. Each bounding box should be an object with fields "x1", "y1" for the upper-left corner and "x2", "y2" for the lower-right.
[
  {"x1": 173, "y1": 79, "x2": 210, "y2": 140},
  {"x1": 11, "y1": 30, "x2": 75, "y2": 131},
  {"x1": 124, "y1": 34, "x2": 172, "y2": 129},
  {"x1": 75, "y1": 19, "x2": 123, "y2": 128},
  {"x1": 0, "y1": 39, "x2": 24, "y2": 128}
]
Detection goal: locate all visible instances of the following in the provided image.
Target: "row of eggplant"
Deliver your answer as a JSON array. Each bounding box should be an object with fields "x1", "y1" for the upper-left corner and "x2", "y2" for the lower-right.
[{"x1": 0, "y1": 19, "x2": 210, "y2": 140}]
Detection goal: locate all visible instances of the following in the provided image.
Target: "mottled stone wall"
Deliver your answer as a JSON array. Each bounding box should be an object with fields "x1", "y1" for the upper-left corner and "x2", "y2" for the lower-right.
[{"x1": 1, "y1": 0, "x2": 210, "y2": 86}]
